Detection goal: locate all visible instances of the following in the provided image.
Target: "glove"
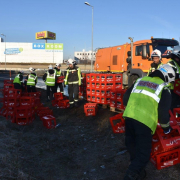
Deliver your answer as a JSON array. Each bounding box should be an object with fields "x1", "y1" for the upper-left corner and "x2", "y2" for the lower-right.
[{"x1": 163, "y1": 126, "x2": 172, "y2": 135}]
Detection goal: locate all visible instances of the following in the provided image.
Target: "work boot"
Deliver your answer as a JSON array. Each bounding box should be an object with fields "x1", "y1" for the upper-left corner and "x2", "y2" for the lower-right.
[
  {"x1": 69, "y1": 104, "x2": 74, "y2": 109},
  {"x1": 74, "y1": 101, "x2": 79, "y2": 107},
  {"x1": 123, "y1": 169, "x2": 139, "y2": 180},
  {"x1": 137, "y1": 169, "x2": 146, "y2": 180}
]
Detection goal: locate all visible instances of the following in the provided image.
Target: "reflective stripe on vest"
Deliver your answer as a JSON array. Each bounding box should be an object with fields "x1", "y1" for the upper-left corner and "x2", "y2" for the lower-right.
[
  {"x1": 123, "y1": 76, "x2": 168, "y2": 134},
  {"x1": 27, "y1": 74, "x2": 37, "y2": 86},
  {"x1": 45, "y1": 72, "x2": 55, "y2": 86},
  {"x1": 132, "y1": 79, "x2": 167, "y2": 103}
]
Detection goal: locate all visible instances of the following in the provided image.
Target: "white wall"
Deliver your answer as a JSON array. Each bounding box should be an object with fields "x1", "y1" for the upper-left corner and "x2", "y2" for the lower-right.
[{"x1": 0, "y1": 41, "x2": 63, "y2": 64}]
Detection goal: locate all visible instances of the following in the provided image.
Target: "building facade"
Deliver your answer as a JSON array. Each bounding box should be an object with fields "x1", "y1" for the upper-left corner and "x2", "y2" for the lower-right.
[
  {"x1": 0, "y1": 38, "x2": 63, "y2": 64},
  {"x1": 74, "y1": 50, "x2": 96, "y2": 61}
]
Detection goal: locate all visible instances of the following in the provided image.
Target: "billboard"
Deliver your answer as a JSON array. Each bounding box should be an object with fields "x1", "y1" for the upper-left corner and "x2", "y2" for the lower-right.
[
  {"x1": 32, "y1": 43, "x2": 63, "y2": 50},
  {"x1": 35, "y1": 31, "x2": 56, "y2": 40}
]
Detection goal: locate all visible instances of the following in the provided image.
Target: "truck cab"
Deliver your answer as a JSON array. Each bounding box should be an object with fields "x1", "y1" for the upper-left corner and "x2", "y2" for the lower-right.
[{"x1": 94, "y1": 37, "x2": 179, "y2": 86}]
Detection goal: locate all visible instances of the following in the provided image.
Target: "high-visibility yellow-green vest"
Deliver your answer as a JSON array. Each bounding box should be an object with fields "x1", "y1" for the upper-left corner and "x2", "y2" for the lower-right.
[
  {"x1": 147, "y1": 63, "x2": 163, "y2": 76},
  {"x1": 64, "y1": 67, "x2": 81, "y2": 85},
  {"x1": 167, "y1": 59, "x2": 180, "y2": 90},
  {"x1": 13, "y1": 74, "x2": 21, "y2": 85},
  {"x1": 45, "y1": 72, "x2": 55, "y2": 86},
  {"x1": 27, "y1": 74, "x2": 37, "y2": 86},
  {"x1": 123, "y1": 76, "x2": 168, "y2": 134},
  {"x1": 55, "y1": 69, "x2": 62, "y2": 77}
]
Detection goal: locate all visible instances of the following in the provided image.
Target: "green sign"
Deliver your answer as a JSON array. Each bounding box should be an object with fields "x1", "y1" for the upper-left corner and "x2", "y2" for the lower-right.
[{"x1": 45, "y1": 43, "x2": 63, "y2": 50}]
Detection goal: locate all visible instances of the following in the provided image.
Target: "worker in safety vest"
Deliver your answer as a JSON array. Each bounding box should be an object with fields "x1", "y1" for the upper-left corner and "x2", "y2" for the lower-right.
[
  {"x1": 167, "y1": 46, "x2": 180, "y2": 110},
  {"x1": 147, "y1": 49, "x2": 163, "y2": 76},
  {"x1": 122, "y1": 64, "x2": 175, "y2": 180},
  {"x1": 25, "y1": 67, "x2": 37, "y2": 92},
  {"x1": 64, "y1": 58, "x2": 81, "y2": 108},
  {"x1": 13, "y1": 70, "x2": 24, "y2": 90},
  {"x1": 54, "y1": 63, "x2": 64, "y2": 94},
  {"x1": 43, "y1": 65, "x2": 56, "y2": 101}
]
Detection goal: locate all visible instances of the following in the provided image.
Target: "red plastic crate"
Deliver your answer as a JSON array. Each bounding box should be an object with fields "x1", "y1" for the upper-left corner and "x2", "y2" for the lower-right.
[
  {"x1": 95, "y1": 74, "x2": 100, "y2": 82},
  {"x1": 96, "y1": 90, "x2": 101, "y2": 96},
  {"x1": 6, "y1": 107, "x2": 16, "y2": 123},
  {"x1": 106, "y1": 83, "x2": 114, "y2": 90},
  {"x1": 110, "y1": 91, "x2": 116, "y2": 100},
  {"x1": 174, "y1": 79, "x2": 180, "y2": 96},
  {"x1": 58, "y1": 100, "x2": 70, "y2": 108},
  {"x1": 42, "y1": 115, "x2": 57, "y2": 129},
  {"x1": 87, "y1": 88, "x2": 91, "y2": 95},
  {"x1": 91, "y1": 96, "x2": 96, "y2": 102},
  {"x1": 101, "y1": 82, "x2": 106, "y2": 90},
  {"x1": 101, "y1": 97, "x2": 107, "y2": 104},
  {"x1": 106, "y1": 98, "x2": 110, "y2": 104},
  {"x1": 100, "y1": 74, "x2": 107, "y2": 82},
  {"x1": 54, "y1": 92, "x2": 63, "y2": 100},
  {"x1": 106, "y1": 90, "x2": 111, "y2": 98},
  {"x1": 91, "y1": 89, "x2": 96, "y2": 96},
  {"x1": 96, "y1": 96, "x2": 101, "y2": 103},
  {"x1": 110, "y1": 100, "x2": 116, "y2": 108},
  {"x1": 151, "y1": 148, "x2": 180, "y2": 170},
  {"x1": 86, "y1": 74, "x2": 90, "y2": 82},
  {"x1": 4, "y1": 80, "x2": 13, "y2": 84},
  {"x1": 115, "y1": 82, "x2": 122, "y2": 90},
  {"x1": 115, "y1": 74, "x2": 122, "y2": 82},
  {"x1": 110, "y1": 113, "x2": 125, "y2": 133},
  {"x1": 91, "y1": 82, "x2": 96, "y2": 88},
  {"x1": 101, "y1": 90, "x2": 106, "y2": 97},
  {"x1": 20, "y1": 97, "x2": 35, "y2": 107},
  {"x1": 4, "y1": 83, "x2": 14, "y2": 89},
  {"x1": 107, "y1": 74, "x2": 114, "y2": 83},
  {"x1": 90, "y1": 74, "x2": 96, "y2": 82},
  {"x1": 87, "y1": 95, "x2": 92, "y2": 101},
  {"x1": 57, "y1": 76, "x2": 65, "y2": 83},
  {"x1": 87, "y1": 82, "x2": 91, "y2": 88},
  {"x1": 96, "y1": 82, "x2": 101, "y2": 89},
  {"x1": 36, "y1": 106, "x2": 50, "y2": 114},
  {"x1": 84, "y1": 103, "x2": 98, "y2": 116}
]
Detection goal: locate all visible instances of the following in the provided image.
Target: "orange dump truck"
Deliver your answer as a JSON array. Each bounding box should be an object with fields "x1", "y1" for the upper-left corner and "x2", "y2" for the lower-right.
[{"x1": 94, "y1": 37, "x2": 179, "y2": 86}]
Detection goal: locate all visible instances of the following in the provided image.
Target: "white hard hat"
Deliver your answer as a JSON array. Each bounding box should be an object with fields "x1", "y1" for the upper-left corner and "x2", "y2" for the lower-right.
[
  {"x1": 67, "y1": 58, "x2": 76, "y2": 65},
  {"x1": 19, "y1": 70, "x2": 24, "y2": 74},
  {"x1": 172, "y1": 46, "x2": 180, "y2": 59},
  {"x1": 151, "y1": 49, "x2": 161, "y2": 60},
  {"x1": 29, "y1": 67, "x2": 35, "y2": 72},
  {"x1": 157, "y1": 64, "x2": 175, "y2": 83},
  {"x1": 55, "y1": 63, "x2": 61, "y2": 67},
  {"x1": 48, "y1": 65, "x2": 53, "y2": 69}
]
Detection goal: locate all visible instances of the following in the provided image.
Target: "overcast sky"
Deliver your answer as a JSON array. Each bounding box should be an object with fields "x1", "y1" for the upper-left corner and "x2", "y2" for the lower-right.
[{"x1": 0, "y1": 0, "x2": 179, "y2": 59}]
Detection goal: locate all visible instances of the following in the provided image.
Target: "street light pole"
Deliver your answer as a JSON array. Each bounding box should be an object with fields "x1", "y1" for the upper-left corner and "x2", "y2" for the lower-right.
[
  {"x1": 1, "y1": 33, "x2": 6, "y2": 70},
  {"x1": 84, "y1": 2, "x2": 94, "y2": 72}
]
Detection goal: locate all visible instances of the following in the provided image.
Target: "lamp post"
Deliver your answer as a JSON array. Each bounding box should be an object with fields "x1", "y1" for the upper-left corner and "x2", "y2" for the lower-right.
[
  {"x1": 1, "y1": 33, "x2": 6, "y2": 70},
  {"x1": 84, "y1": 2, "x2": 94, "y2": 72}
]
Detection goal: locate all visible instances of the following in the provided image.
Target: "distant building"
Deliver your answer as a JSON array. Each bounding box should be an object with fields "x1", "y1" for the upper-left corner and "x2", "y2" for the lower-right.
[
  {"x1": 74, "y1": 49, "x2": 96, "y2": 61},
  {"x1": 0, "y1": 37, "x2": 63, "y2": 64}
]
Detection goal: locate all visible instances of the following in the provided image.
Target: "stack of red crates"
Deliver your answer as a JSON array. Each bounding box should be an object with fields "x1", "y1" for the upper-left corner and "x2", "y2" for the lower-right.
[
  {"x1": 79, "y1": 73, "x2": 87, "y2": 99},
  {"x1": 86, "y1": 73, "x2": 124, "y2": 105},
  {"x1": 52, "y1": 92, "x2": 70, "y2": 108}
]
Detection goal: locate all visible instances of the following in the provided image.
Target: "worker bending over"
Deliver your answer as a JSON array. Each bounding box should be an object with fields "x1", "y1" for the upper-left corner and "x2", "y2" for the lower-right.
[
  {"x1": 123, "y1": 64, "x2": 175, "y2": 180},
  {"x1": 147, "y1": 49, "x2": 163, "y2": 76},
  {"x1": 54, "y1": 63, "x2": 64, "y2": 94},
  {"x1": 64, "y1": 59, "x2": 81, "y2": 108},
  {"x1": 43, "y1": 65, "x2": 56, "y2": 101},
  {"x1": 167, "y1": 46, "x2": 180, "y2": 110},
  {"x1": 25, "y1": 67, "x2": 37, "y2": 92},
  {"x1": 13, "y1": 70, "x2": 24, "y2": 91}
]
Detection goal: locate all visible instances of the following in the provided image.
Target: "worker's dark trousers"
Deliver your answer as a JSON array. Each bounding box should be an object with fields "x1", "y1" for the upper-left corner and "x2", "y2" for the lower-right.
[
  {"x1": 68, "y1": 84, "x2": 79, "y2": 104},
  {"x1": 171, "y1": 90, "x2": 180, "y2": 111},
  {"x1": 125, "y1": 118, "x2": 152, "y2": 175},
  {"x1": 55, "y1": 83, "x2": 63, "y2": 93},
  {"x1": 14, "y1": 83, "x2": 24, "y2": 92},
  {"x1": 27, "y1": 85, "x2": 36, "y2": 93},
  {"x1": 46, "y1": 85, "x2": 55, "y2": 98}
]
